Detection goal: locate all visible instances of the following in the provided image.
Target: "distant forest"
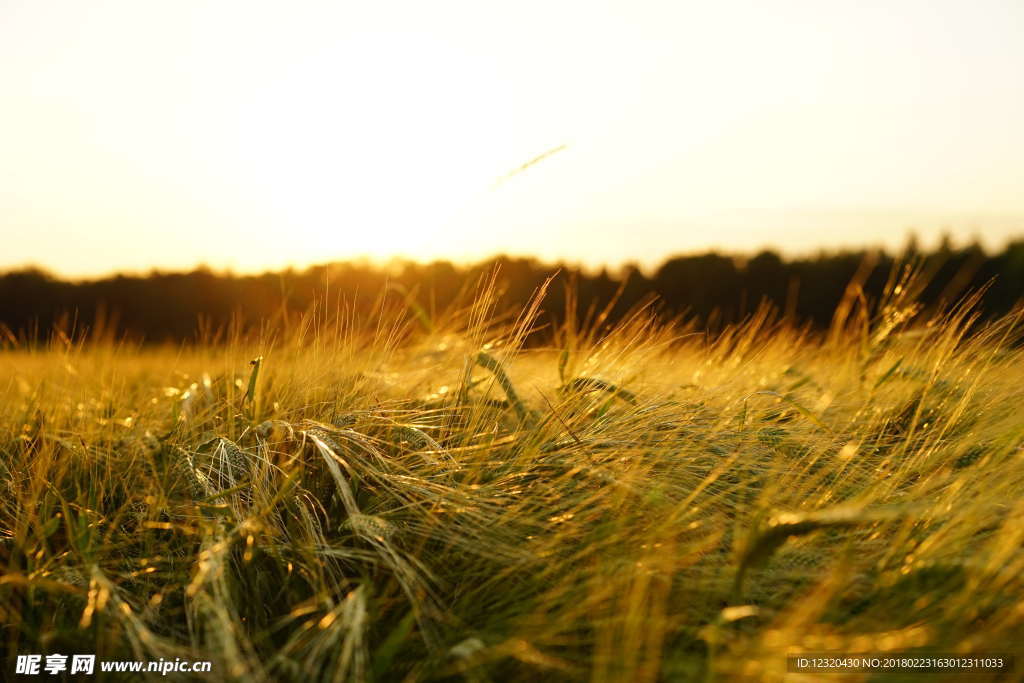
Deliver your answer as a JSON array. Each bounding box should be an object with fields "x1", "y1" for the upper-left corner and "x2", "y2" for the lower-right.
[{"x1": 2, "y1": 236, "x2": 1023, "y2": 344}]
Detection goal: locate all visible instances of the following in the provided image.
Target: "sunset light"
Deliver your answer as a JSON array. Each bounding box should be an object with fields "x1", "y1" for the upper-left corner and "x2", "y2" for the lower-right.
[
  {"x1": 2, "y1": 0, "x2": 1021, "y2": 276},
  {"x1": 4, "y1": 3, "x2": 1024, "y2": 679}
]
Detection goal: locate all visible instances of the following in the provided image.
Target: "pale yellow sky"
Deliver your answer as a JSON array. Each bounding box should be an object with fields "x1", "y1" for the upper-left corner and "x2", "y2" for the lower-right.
[{"x1": 1, "y1": 0, "x2": 1022, "y2": 277}]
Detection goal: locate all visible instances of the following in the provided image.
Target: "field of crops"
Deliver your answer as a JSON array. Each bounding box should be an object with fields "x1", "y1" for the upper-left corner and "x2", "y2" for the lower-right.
[{"x1": 2, "y1": 271, "x2": 1023, "y2": 681}]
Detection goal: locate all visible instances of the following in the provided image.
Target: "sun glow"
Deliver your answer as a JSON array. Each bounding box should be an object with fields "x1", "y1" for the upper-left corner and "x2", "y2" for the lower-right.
[{"x1": 232, "y1": 32, "x2": 532, "y2": 262}]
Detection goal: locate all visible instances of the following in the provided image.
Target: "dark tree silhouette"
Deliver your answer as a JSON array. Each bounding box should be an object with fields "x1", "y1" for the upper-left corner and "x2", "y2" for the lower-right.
[{"x1": 2, "y1": 239, "x2": 1023, "y2": 344}]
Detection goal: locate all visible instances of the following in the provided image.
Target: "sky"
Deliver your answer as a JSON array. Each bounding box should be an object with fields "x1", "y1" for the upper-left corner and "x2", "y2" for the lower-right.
[{"x1": 1, "y1": 0, "x2": 1022, "y2": 278}]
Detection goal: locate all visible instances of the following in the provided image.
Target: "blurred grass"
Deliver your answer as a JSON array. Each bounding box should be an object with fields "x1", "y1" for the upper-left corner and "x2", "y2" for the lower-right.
[{"x1": 1, "y1": 271, "x2": 1023, "y2": 681}]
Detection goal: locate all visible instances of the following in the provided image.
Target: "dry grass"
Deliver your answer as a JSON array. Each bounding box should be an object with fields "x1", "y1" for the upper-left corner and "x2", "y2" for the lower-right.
[{"x1": 2, "y1": 271, "x2": 1023, "y2": 681}]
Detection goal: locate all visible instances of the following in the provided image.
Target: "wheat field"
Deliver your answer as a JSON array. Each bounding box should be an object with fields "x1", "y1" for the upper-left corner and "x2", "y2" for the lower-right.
[{"x1": 2, "y1": 269, "x2": 1023, "y2": 681}]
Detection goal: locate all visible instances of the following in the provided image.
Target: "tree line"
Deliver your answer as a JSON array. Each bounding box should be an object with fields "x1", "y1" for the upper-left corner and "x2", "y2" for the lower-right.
[{"x1": 2, "y1": 236, "x2": 1023, "y2": 344}]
